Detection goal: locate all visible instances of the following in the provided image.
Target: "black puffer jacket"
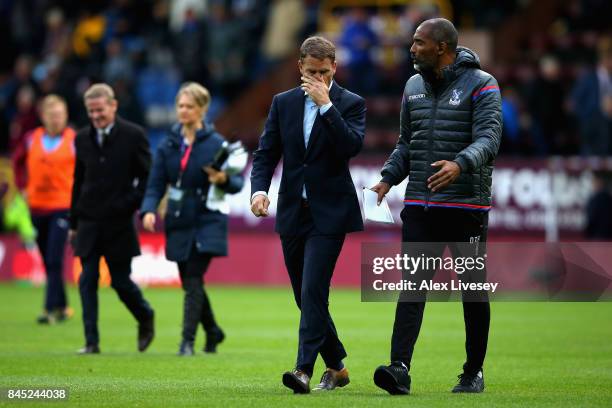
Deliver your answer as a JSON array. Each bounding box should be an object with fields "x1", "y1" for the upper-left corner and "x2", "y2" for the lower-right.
[{"x1": 381, "y1": 47, "x2": 502, "y2": 209}]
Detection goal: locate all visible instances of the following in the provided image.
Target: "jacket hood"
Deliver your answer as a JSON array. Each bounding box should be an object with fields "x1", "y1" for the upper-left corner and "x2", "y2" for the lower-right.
[
  {"x1": 433, "y1": 46, "x2": 481, "y2": 84},
  {"x1": 454, "y1": 46, "x2": 481, "y2": 70}
]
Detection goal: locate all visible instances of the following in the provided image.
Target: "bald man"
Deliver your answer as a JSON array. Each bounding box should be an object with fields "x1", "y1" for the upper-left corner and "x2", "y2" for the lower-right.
[{"x1": 372, "y1": 18, "x2": 502, "y2": 394}]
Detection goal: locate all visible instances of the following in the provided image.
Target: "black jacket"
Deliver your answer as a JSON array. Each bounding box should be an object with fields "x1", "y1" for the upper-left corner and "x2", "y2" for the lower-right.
[
  {"x1": 70, "y1": 117, "x2": 151, "y2": 259},
  {"x1": 140, "y1": 123, "x2": 244, "y2": 261},
  {"x1": 381, "y1": 47, "x2": 502, "y2": 209},
  {"x1": 251, "y1": 82, "x2": 366, "y2": 235}
]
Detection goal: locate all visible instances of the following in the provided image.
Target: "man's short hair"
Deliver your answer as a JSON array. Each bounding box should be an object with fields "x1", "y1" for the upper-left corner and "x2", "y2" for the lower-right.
[
  {"x1": 83, "y1": 83, "x2": 115, "y2": 103},
  {"x1": 424, "y1": 18, "x2": 458, "y2": 52},
  {"x1": 176, "y1": 82, "x2": 211, "y2": 110},
  {"x1": 300, "y1": 36, "x2": 336, "y2": 62}
]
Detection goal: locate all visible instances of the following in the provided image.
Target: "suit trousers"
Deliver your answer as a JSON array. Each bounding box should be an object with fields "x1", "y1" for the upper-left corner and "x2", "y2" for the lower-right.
[
  {"x1": 281, "y1": 204, "x2": 347, "y2": 376},
  {"x1": 177, "y1": 251, "x2": 217, "y2": 342},
  {"x1": 79, "y1": 251, "x2": 153, "y2": 346},
  {"x1": 391, "y1": 205, "x2": 490, "y2": 376}
]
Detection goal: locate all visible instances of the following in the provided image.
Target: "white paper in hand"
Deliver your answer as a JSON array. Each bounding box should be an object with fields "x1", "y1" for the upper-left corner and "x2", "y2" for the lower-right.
[{"x1": 362, "y1": 188, "x2": 395, "y2": 224}]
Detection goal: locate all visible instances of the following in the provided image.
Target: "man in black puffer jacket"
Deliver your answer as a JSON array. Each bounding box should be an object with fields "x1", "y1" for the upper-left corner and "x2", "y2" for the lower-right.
[{"x1": 372, "y1": 18, "x2": 502, "y2": 395}]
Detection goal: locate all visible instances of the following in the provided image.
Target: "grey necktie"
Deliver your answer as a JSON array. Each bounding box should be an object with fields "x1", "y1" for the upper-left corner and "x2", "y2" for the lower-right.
[{"x1": 97, "y1": 130, "x2": 107, "y2": 147}]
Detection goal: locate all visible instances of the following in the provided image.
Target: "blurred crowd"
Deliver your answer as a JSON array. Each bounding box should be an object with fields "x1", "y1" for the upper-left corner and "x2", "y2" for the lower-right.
[
  {"x1": 323, "y1": 2, "x2": 520, "y2": 96},
  {"x1": 494, "y1": 0, "x2": 611, "y2": 156},
  {"x1": 0, "y1": 0, "x2": 610, "y2": 162},
  {"x1": 325, "y1": 0, "x2": 611, "y2": 156},
  {"x1": 0, "y1": 0, "x2": 316, "y2": 155}
]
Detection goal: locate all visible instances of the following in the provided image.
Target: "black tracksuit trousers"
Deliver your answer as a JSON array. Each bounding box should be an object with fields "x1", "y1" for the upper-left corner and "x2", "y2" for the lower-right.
[{"x1": 390, "y1": 205, "x2": 491, "y2": 376}]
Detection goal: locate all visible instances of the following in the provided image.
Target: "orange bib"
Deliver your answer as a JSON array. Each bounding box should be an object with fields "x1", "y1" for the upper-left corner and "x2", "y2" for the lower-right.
[{"x1": 26, "y1": 127, "x2": 76, "y2": 210}]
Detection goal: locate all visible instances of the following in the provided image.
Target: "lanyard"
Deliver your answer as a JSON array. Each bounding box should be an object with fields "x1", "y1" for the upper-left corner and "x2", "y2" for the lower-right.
[
  {"x1": 180, "y1": 143, "x2": 193, "y2": 173},
  {"x1": 176, "y1": 142, "x2": 193, "y2": 187}
]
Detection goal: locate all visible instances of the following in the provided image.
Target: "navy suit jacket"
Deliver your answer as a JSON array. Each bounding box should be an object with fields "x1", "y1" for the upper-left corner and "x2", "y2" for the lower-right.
[{"x1": 251, "y1": 82, "x2": 366, "y2": 236}]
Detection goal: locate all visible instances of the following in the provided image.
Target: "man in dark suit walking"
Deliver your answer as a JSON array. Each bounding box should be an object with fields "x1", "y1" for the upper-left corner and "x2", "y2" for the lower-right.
[
  {"x1": 250, "y1": 36, "x2": 366, "y2": 393},
  {"x1": 69, "y1": 83, "x2": 155, "y2": 354}
]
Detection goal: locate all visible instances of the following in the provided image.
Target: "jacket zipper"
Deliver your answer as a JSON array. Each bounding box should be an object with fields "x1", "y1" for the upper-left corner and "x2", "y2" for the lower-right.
[{"x1": 425, "y1": 90, "x2": 439, "y2": 211}]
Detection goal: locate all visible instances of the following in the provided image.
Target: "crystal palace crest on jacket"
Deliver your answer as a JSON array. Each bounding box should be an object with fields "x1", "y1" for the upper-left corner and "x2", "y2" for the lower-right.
[{"x1": 449, "y1": 89, "x2": 463, "y2": 106}]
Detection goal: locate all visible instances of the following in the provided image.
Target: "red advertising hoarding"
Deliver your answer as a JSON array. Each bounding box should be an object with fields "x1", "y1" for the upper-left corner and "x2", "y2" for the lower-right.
[{"x1": 1, "y1": 157, "x2": 610, "y2": 286}]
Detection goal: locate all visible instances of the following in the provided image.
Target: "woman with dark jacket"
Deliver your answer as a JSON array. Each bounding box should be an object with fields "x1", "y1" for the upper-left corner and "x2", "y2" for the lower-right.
[{"x1": 141, "y1": 82, "x2": 245, "y2": 355}]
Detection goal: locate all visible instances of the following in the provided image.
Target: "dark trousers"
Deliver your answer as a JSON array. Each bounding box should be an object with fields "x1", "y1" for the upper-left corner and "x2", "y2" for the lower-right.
[
  {"x1": 391, "y1": 205, "x2": 491, "y2": 376},
  {"x1": 281, "y1": 205, "x2": 347, "y2": 376},
  {"x1": 177, "y1": 252, "x2": 217, "y2": 342},
  {"x1": 32, "y1": 210, "x2": 70, "y2": 312},
  {"x1": 79, "y1": 252, "x2": 153, "y2": 346}
]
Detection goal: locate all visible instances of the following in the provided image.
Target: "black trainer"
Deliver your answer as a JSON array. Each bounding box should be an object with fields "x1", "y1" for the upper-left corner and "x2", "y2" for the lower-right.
[
  {"x1": 54, "y1": 307, "x2": 74, "y2": 322},
  {"x1": 452, "y1": 370, "x2": 485, "y2": 393},
  {"x1": 373, "y1": 361, "x2": 411, "y2": 395},
  {"x1": 36, "y1": 312, "x2": 55, "y2": 325}
]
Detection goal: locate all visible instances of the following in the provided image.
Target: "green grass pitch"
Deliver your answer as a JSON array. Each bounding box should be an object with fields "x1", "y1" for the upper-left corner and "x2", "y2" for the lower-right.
[{"x1": 1, "y1": 284, "x2": 611, "y2": 407}]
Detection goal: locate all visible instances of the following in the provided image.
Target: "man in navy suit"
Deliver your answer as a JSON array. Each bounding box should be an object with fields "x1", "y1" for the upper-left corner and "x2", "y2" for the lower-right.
[{"x1": 250, "y1": 36, "x2": 366, "y2": 393}]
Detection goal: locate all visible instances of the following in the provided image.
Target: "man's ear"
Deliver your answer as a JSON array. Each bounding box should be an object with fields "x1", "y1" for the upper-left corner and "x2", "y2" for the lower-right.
[{"x1": 438, "y1": 42, "x2": 446, "y2": 55}]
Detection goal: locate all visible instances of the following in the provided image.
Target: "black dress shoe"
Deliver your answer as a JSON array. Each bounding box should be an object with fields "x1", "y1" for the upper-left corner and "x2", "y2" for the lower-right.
[
  {"x1": 77, "y1": 345, "x2": 100, "y2": 354},
  {"x1": 204, "y1": 327, "x2": 225, "y2": 353},
  {"x1": 312, "y1": 367, "x2": 350, "y2": 391},
  {"x1": 138, "y1": 312, "x2": 155, "y2": 352},
  {"x1": 374, "y1": 361, "x2": 411, "y2": 395},
  {"x1": 282, "y1": 369, "x2": 310, "y2": 394},
  {"x1": 452, "y1": 370, "x2": 484, "y2": 393},
  {"x1": 177, "y1": 340, "x2": 195, "y2": 356}
]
